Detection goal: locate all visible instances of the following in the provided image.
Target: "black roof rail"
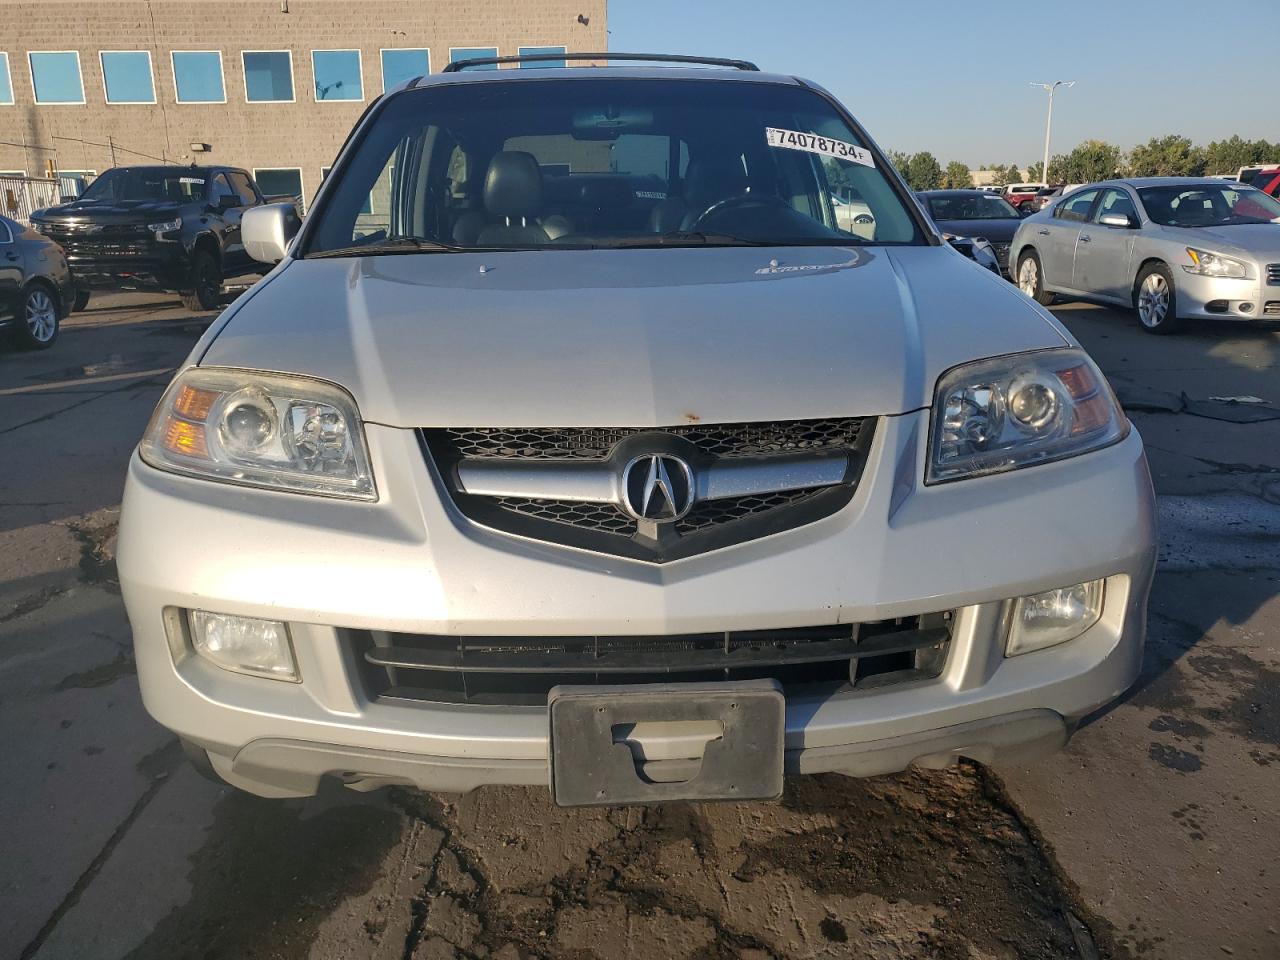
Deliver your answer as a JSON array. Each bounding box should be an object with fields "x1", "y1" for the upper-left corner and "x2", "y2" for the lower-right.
[{"x1": 440, "y1": 52, "x2": 760, "y2": 74}]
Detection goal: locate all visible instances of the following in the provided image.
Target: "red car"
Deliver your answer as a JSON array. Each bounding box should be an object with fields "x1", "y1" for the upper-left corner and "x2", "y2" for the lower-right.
[{"x1": 1252, "y1": 166, "x2": 1280, "y2": 199}]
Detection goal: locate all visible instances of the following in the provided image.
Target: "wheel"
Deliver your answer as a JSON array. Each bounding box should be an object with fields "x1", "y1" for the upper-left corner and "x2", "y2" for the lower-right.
[
  {"x1": 1134, "y1": 262, "x2": 1182, "y2": 334},
  {"x1": 180, "y1": 250, "x2": 221, "y2": 312},
  {"x1": 11, "y1": 283, "x2": 61, "y2": 349},
  {"x1": 1016, "y1": 251, "x2": 1055, "y2": 306},
  {"x1": 72, "y1": 288, "x2": 91, "y2": 312}
]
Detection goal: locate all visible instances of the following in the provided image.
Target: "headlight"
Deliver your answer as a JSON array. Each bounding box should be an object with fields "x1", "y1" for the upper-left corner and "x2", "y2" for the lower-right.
[
  {"x1": 139, "y1": 367, "x2": 376, "y2": 499},
  {"x1": 148, "y1": 217, "x2": 182, "y2": 239},
  {"x1": 1006, "y1": 579, "x2": 1105, "y2": 656},
  {"x1": 1183, "y1": 247, "x2": 1248, "y2": 279},
  {"x1": 927, "y1": 348, "x2": 1127, "y2": 483}
]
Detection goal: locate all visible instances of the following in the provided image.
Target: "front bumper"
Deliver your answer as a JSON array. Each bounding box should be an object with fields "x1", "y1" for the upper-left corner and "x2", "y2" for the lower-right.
[
  {"x1": 118, "y1": 411, "x2": 1157, "y2": 798},
  {"x1": 1176, "y1": 268, "x2": 1279, "y2": 321}
]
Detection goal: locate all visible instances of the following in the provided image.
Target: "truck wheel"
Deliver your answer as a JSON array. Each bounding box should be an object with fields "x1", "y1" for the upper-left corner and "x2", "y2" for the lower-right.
[
  {"x1": 72, "y1": 288, "x2": 91, "y2": 312},
  {"x1": 1134, "y1": 262, "x2": 1183, "y2": 335},
  {"x1": 11, "y1": 283, "x2": 61, "y2": 349},
  {"x1": 1015, "y1": 251, "x2": 1055, "y2": 306},
  {"x1": 180, "y1": 250, "x2": 221, "y2": 312}
]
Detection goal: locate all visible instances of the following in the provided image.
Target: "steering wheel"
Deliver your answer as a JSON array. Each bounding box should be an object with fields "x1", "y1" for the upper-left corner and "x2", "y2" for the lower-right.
[{"x1": 691, "y1": 193, "x2": 791, "y2": 229}]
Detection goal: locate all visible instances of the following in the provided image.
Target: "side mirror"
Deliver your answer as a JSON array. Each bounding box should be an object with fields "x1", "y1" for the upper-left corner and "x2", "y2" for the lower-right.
[
  {"x1": 242, "y1": 203, "x2": 302, "y2": 264},
  {"x1": 1099, "y1": 212, "x2": 1136, "y2": 228}
]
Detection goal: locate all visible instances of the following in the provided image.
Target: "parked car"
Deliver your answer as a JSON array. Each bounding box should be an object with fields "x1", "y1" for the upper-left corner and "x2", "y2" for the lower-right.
[
  {"x1": 1236, "y1": 164, "x2": 1280, "y2": 185},
  {"x1": 119, "y1": 53, "x2": 1154, "y2": 806},
  {"x1": 830, "y1": 187, "x2": 876, "y2": 239},
  {"x1": 942, "y1": 234, "x2": 1001, "y2": 274},
  {"x1": 0, "y1": 213, "x2": 75, "y2": 349},
  {"x1": 917, "y1": 189, "x2": 1025, "y2": 274},
  {"x1": 30, "y1": 165, "x2": 271, "y2": 312},
  {"x1": 1012, "y1": 177, "x2": 1280, "y2": 333},
  {"x1": 1004, "y1": 183, "x2": 1047, "y2": 212},
  {"x1": 1252, "y1": 166, "x2": 1280, "y2": 199}
]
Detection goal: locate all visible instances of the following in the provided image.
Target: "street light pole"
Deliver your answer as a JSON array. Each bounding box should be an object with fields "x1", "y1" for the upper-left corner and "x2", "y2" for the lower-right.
[{"x1": 1031, "y1": 80, "x2": 1074, "y2": 184}]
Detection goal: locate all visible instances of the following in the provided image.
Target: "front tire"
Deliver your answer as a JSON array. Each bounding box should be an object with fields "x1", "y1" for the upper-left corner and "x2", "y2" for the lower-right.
[
  {"x1": 1016, "y1": 251, "x2": 1055, "y2": 306},
  {"x1": 72, "y1": 288, "x2": 91, "y2": 312},
  {"x1": 1134, "y1": 262, "x2": 1182, "y2": 335},
  {"x1": 12, "y1": 283, "x2": 61, "y2": 349},
  {"x1": 180, "y1": 250, "x2": 221, "y2": 312}
]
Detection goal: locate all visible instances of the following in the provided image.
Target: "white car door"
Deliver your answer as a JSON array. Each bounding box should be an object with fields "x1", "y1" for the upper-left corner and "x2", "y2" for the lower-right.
[
  {"x1": 1035, "y1": 188, "x2": 1099, "y2": 291},
  {"x1": 1073, "y1": 187, "x2": 1139, "y2": 301}
]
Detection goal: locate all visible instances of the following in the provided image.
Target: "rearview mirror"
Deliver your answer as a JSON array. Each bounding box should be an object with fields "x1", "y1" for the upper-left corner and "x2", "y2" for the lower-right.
[
  {"x1": 1099, "y1": 212, "x2": 1136, "y2": 228},
  {"x1": 243, "y1": 203, "x2": 302, "y2": 264}
]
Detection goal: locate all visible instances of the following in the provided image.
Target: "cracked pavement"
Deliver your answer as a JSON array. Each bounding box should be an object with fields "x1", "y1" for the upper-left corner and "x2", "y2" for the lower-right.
[{"x1": 1, "y1": 293, "x2": 1276, "y2": 959}]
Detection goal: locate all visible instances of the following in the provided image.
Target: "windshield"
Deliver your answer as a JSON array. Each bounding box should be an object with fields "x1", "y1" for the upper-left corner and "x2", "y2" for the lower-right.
[
  {"x1": 926, "y1": 194, "x2": 1020, "y2": 220},
  {"x1": 78, "y1": 168, "x2": 208, "y2": 203},
  {"x1": 304, "y1": 78, "x2": 922, "y2": 255},
  {"x1": 1138, "y1": 184, "x2": 1280, "y2": 227}
]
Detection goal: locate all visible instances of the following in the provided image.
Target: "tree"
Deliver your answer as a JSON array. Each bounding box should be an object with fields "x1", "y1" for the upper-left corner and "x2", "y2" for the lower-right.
[
  {"x1": 989, "y1": 166, "x2": 1011, "y2": 187},
  {"x1": 942, "y1": 161, "x2": 972, "y2": 189},
  {"x1": 1055, "y1": 140, "x2": 1123, "y2": 184},
  {"x1": 1125, "y1": 135, "x2": 1205, "y2": 177},
  {"x1": 1202, "y1": 135, "x2": 1277, "y2": 175},
  {"x1": 887, "y1": 150, "x2": 911, "y2": 177},
  {"x1": 1026, "y1": 161, "x2": 1044, "y2": 183},
  {"x1": 905, "y1": 151, "x2": 942, "y2": 191},
  {"x1": 1005, "y1": 164, "x2": 1023, "y2": 184}
]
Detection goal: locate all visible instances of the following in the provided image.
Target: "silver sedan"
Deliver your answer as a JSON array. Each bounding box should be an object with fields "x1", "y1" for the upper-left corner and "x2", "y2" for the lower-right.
[{"x1": 1010, "y1": 177, "x2": 1280, "y2": 333}]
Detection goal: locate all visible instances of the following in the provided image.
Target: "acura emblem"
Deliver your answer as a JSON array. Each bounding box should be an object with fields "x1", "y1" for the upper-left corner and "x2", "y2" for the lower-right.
[{"x1": 620, "y1": 454, "x2": 695, "y2": 522}]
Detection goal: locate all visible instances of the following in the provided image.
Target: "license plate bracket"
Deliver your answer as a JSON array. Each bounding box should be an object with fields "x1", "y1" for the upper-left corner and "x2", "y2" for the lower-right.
[{"x1": 548, "y1": 679, "x2": 784, "y2": 807}]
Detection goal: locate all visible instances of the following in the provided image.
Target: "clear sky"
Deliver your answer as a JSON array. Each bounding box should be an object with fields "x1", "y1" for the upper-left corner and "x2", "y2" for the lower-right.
[{"x1": 606, "y1": 0, "x2": 1274, "y2": 168}]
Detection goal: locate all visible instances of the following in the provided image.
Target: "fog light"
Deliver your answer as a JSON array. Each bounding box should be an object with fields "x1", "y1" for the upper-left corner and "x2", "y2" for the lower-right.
[
  {"x1": 189, "y1": 610, "x2": 298, "y2": 680},
  {"x1": 1006, "y1": 580, "x2": 1104, "y2": 656}
]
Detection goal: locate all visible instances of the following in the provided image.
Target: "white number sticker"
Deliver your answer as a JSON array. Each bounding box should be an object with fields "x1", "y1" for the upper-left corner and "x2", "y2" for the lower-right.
[
  {"x1": 765, "y1": 127, "x2": 874, "y2": 168},
  {"x1": 179, "y1": 177, "x2": 205, "y2": 185}
]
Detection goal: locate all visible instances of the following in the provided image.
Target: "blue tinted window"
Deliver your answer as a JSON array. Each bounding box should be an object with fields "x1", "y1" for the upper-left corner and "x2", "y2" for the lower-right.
[
  {"x1": 172, "y1": 51, "x2": 224, "y2": 102},
  {"x1": 29, "y1": 52, "x2": 84, "y2": 104},
  {"x1": 518, "y1": 46, "x2": 566, "y2": 68},
  {"x1": 243, "y1": 51, "x2": 294, "y2": 102},
  {"x1": 312, "y1": 49, "x2": 362, "y2": 101},
  {"x1": 0, "y1": 54, "x2": 13, "y2": 104},
  {"x1": 380, "y1": 49, "x2": 429, "y2": 90},
  {"x1": 101, "y1": 51, "x2": 155, "y2": 103},
  {"x1": 450, "y1": 47, "x2": 498, "y2": 70}
]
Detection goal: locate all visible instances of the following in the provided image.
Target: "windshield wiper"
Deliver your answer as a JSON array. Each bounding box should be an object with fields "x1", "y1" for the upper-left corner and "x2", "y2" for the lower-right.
[
  {"x1": 306, "y1": 236, "x2": 467, "y2": 259},
  {"x1": 606, "y1": 231, "x2": 778, "y2": 248}
]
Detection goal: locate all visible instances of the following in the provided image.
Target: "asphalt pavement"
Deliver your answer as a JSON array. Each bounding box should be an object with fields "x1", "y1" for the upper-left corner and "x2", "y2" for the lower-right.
[{"x1": 1, "y1": 289, "x2": 1276, "y2": 960}]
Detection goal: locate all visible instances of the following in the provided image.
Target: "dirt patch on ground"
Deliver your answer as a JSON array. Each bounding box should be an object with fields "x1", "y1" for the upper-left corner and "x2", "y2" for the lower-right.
[
  {"x1": 363, "y1": 764, "x2": 1122, "y2": 960},
  {"x1": 63, "y1": 507, "x2": 120, "y2": 590}
]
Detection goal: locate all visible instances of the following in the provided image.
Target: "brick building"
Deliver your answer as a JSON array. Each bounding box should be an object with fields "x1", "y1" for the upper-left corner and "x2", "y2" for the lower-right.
[{"x1": 0, "y1": 0, "x2": 606, "y2": 206}]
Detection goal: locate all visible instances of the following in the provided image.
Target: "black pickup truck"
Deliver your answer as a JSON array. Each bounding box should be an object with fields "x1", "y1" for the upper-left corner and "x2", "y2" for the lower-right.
[{"x1": 30, "y1": 165, "x2": 275, "y2": 311}]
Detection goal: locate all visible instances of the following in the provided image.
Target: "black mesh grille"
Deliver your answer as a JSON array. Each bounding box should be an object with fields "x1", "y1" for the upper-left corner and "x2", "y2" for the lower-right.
[
  {"x1": 675, "y1": 488, "x2": 822, "y2": 534},
  {"x1": 436, "y1": 419, "x2": 865, "y2": 461},
  {"x1": 494, "y1": 497, "x2": 635, "y2": 534}
]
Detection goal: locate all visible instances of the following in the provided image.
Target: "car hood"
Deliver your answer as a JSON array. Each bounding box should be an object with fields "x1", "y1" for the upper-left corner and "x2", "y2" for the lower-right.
[
  {"x1": 931, "y1": 218, "x2": 1021, "y2": 244},
  {"x1": 1167, "y1": 223, "x2": 1280, "y2": 260},
  {"x1": 35, "y1": 199, "x2": 190, "y2": 224},
  {"x1": 201, "y1": 245, "x2": 1067, "y2": 427}
]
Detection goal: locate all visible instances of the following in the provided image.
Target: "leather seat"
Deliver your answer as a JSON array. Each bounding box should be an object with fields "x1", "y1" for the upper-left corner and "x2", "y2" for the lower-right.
[
  {"x1": 649, "y1": 157, "x2": 750, "y2": 233},
  {"x1": 476, "y1": 151, "x2": 552, "y2": 246}
]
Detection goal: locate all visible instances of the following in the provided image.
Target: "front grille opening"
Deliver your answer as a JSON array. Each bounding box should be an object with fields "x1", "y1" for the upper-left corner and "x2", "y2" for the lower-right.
[
  {"x1": 350, "y1": 613, "x2": 952, "y2": 707},
  {"x1": 433, "y1": 419, "x2": 866, "y2": 462}
]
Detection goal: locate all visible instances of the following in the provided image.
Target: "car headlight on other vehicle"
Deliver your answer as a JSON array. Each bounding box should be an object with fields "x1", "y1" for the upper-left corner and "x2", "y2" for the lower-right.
[
  {"x1": 927, "y1": 348, "x2": 1127, "y2": 484},
  {"x1": 147, "y1": 217, "x2": 183, "y2": 240},
  {"x1": 1183, "y1": 247, "x2": 1248, "y2": 279},
  {"x1": 140, "y1": 367, "x2": 376, "y2": 499}
]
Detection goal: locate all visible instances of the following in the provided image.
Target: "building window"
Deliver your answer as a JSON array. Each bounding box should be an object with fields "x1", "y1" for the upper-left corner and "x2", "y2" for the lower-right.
[
  {"x1": 100, "y1": 51, "x2": 155, "y2": 104},
  {"x1": 0, "y1": 54, "x2": 13, "y2": 105},
  {"x1": 312, "y1": 49, "x2": 363, "y2": 101},
  {"x1": 172, "y1": 51, "x2": 225, "y2": 103},
  {"x1": 518, "y1": 46, "x2": 567, "y2": 68},
  {"x1": 255, "y1": 167, "x2": 304, "y2": 210},
  {"x1": 449, "y1": 47, "x2": 499, "y2": 70},
  {"x1": 243, "y1": 51, "x2": 294, "y2": 102},
  {"x1": 380, "y1": 48, "x2": 429, "y2": 91},
  {"x1": 29, "y1": 51, "x2": 85, "y2": 104}
]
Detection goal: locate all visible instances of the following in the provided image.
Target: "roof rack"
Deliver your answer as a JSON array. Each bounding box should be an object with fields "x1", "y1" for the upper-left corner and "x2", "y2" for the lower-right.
[{"x1": 441, "y1": 52, "x2": 760, "y2": 73}]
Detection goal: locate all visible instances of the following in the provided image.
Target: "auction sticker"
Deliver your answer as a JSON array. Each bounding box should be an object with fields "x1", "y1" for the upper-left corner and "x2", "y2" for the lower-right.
[
  {"x1": 765, "y1": 128, "x2": 874, "y2": 167},
  {"x1": 179, "y1": 177, "x2": 205, "y2": 185}
]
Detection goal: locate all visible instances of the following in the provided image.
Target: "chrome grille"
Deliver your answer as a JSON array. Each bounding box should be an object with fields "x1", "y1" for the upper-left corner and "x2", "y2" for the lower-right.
[
  {"x1": 422, "y1": 417, "x2": 874, "y2": 562},
  {"x1": 1265, "y1": 301, "x2": 1280, "y2": 316},
  {"x1": 1267, "y1": 264, "x2": 1280, "y2": 286},
  {"x1": 437, "y1": 418, "x2": 865, "y2": 460}
]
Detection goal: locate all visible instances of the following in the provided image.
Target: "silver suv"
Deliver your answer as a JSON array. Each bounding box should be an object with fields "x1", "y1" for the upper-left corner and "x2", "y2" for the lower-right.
[{"x1": 119, "y1": 54, "x2": 1156, "y2": 806}]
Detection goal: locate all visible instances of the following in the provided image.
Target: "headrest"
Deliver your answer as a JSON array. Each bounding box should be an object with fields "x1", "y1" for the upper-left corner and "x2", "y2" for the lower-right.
[
  {"x1": 683, "y1": 157, "x2": 749, "y2": 206},
  {"x1": 484, "y1": 151, "x2": 543, "y2": 218}
]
